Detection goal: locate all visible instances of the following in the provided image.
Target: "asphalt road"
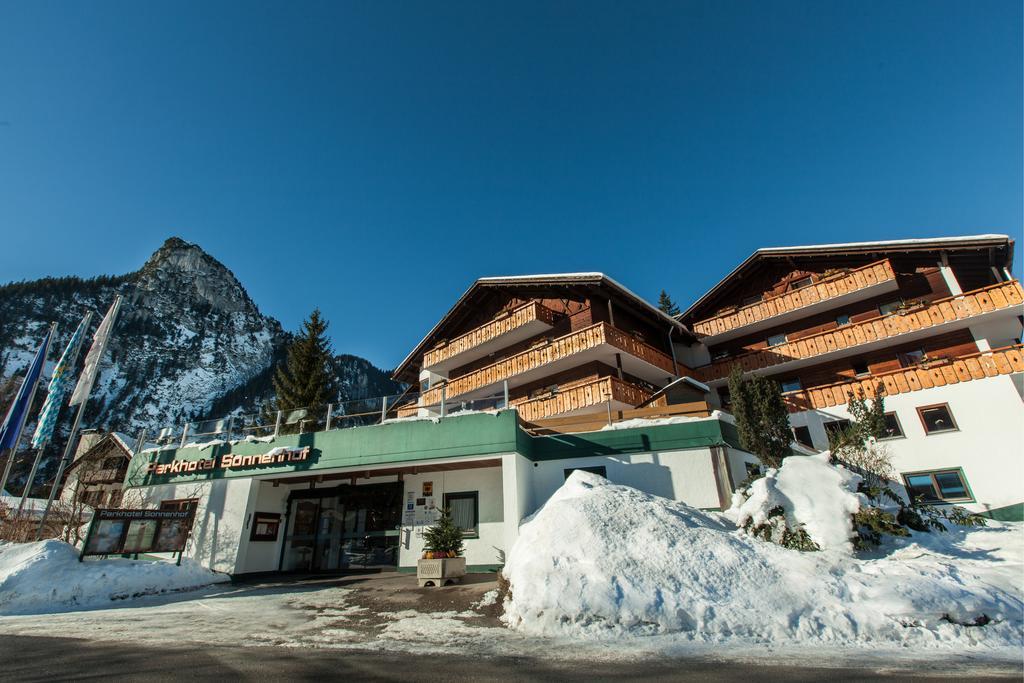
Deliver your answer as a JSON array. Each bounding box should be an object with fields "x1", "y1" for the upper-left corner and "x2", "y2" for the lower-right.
[{"x1": 0, "y1": 635, "x2": 1020, "y2": 682}]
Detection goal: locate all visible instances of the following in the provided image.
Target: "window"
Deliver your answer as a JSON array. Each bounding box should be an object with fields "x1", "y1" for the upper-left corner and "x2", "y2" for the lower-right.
[
  {"x1": 717, "y1": 387, "x2": 732, "y2": 409},
  {"x1": 419, "y1": 378, "x2": 430, "y2": 393},
  {"x1": 160, "y1": 498, "x2": 199, "y2": 516},
  {"x1": 564, "y1": 466, "x2": 607, "y2": 480},
  {"x1": 898, "y1": 349, "x2": 926, "y2": 368},
  {"x1": 443, "y1": 491, "x2": 479, "y2": 537},
  {"x1": 790, "y1": 276, "x2": 814, "y2": 290},
  {"x1": 880, "y1": 412, "x2": 904, "y2": 439},
  {"x1": 780, "y1": 377, "x2": 802, "y2": 393},
  {"x1": 852, "y1": 360, "x2": 870, "y2": 377},
  {"x1": 766, "y1": 333, "x2": 787, "y2": 348},
  {"x1": 744, "y1": 462, "x2": 762, "y2": 479},
  {"x1": 249, "y1": 512, "x2": 281, "y2": 542},
  {"x1": 823, "y1": 419, "x2": 851, "y2": 445},
  {"x1": 917, "y1": 404, "x2": 958, "y2": 434},
  {"x1": 902, "y1": 469, "x2": 973, "y2": 504},
  {"x1": 711, "y1": 349, "x2": 731, "y2": 362},
  {"x1": 878, "y1": 300, "x2": 902, "y2": 315},
  {"x1": 792, "y1": 425, "x2": 814, "y2": 449},
  {"x1": 835, "y1": 314, "x2": 851, "y2": 326}
]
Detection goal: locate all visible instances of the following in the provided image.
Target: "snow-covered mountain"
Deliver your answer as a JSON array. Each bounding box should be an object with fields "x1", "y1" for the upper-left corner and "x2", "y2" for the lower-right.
[{"x1": 0, "y1": 237, "x2": 400, "y2": 440}]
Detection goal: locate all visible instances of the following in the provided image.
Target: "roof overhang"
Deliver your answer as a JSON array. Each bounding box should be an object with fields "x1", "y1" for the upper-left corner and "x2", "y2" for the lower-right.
[
  {"x1": 394, "y1": 272, "x2": 694, "y2": 382},
  {"x1": 680, "y1": 234, "x2": 1015, "y2": 321}
]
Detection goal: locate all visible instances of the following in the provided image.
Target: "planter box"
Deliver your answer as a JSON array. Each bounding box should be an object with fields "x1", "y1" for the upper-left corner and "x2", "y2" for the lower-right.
[{"x1": 416, "y1": 557, "x2": 467, "y2": 587}]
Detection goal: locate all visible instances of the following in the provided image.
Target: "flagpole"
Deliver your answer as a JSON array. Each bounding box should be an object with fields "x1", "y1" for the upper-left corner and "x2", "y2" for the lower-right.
[
  {"x1": 0, "y1": 323, "x2": 57, "y2": 501},
  {"x1": 19, "y1": 312, "x2": 93, "y2": 521},
  {"x1": 37, "y1": 296, "x2": 122, "y2": 539}
]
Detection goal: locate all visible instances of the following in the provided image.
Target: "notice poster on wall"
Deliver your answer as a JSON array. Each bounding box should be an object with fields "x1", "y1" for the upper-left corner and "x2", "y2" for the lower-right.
[{"x1": 403, "y1": 492, "x2": 415, "y2": 526}]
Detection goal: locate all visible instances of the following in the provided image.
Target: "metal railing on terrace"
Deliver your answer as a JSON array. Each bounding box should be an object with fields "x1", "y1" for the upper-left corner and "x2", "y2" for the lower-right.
[{"x1": 144, "y1": 387, "x2": 516, "y2": 450}]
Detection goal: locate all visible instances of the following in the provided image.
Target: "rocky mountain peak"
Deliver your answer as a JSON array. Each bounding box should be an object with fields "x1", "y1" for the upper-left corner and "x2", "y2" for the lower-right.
[{"x1": 134, "y1": 237, "x2": 258, "y2": 316}]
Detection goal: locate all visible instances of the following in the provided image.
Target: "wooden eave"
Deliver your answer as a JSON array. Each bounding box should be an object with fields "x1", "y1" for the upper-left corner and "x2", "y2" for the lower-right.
[
  {"x1": 393, "y1": 274, "x2": 694, "y2": 383},
  {"x1": 680, "y1": 235, "x2": 1015, "y2": 324}
]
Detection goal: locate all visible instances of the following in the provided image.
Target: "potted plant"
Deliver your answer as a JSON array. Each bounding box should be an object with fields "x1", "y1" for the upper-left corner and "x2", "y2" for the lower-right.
[{"x1": 416, "y1": 508, "x2": 467, "y2": 587}]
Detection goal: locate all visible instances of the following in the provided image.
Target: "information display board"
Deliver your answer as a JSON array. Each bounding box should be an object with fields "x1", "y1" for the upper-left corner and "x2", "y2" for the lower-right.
[{"x1": 81, "y1": 508, "x2": 195, "y2": 559}]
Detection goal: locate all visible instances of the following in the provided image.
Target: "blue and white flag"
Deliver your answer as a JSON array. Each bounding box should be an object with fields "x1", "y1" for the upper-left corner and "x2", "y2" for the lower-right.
[
  {"x1": 0, "y1": 328, "x2": 52, "y2": 452},
  {"x1": 31, "y1": 313, "x2": 92, "y2": 449}
]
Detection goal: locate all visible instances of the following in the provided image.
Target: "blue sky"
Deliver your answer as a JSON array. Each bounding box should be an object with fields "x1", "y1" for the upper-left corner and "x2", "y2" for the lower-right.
[{"x1": 1, "y1": 1, "x2": 1020, "y2": 369}]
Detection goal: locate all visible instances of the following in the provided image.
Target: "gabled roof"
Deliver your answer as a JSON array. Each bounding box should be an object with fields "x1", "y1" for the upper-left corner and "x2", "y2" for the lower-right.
[
  {"x1": 680, "y1": 234, "x2": 1015, "y2": 321},
  {"x1": 393, "y1": 272, "x2": 693, "y2": 382},
  {"x1": 65, "y1": 432, "x2": 136, "y2": 475}
]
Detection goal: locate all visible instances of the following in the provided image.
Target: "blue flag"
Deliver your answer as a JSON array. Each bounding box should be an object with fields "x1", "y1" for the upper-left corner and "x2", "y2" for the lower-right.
[{"x1": 0, "y1": 328, "x2": 52, "y2": 451}]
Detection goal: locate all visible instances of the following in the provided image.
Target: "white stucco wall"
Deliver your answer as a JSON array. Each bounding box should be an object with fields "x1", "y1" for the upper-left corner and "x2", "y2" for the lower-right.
[
  {"x1": 789, "y1": 374, "x2": 1024, "y2": 513},
  {"x1": 527, "y1": 448, "x2": 735, "y2": 512},
  {"x1": 122, "y1": 478, "x2": 256, "y2": 574},
  {"x1": 236, "y1": 480, "x2": 291, "y2": 574},
  {"x1": 399, "y1": 465, "x2": 505, "y2": 569}
]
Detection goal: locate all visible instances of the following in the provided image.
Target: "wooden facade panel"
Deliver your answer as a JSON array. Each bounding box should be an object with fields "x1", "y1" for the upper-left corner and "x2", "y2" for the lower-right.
[
  {"x1": 782, "y1": 345, "x2": 1022, "y2": 413},
  {"x1": 691, "y1": 259, "x2": 897, "y2": 337},
  {"x1": 696, "y1": 281, "x2": 1022, "y2": 383},
  {"x1": 422, "y1": 322, "x2": 682, "y2": 405}
]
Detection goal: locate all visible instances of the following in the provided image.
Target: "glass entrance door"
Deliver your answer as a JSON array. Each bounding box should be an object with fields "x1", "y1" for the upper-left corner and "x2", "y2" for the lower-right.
[{"x1": 282, "y1": 482, "x2": 402, "y2": 572}]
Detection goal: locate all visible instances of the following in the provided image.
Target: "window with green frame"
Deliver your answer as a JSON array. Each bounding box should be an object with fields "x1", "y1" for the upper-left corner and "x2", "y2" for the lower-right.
[{"x1": 902, "y1": 469, "x2": 973, "y2": 504}]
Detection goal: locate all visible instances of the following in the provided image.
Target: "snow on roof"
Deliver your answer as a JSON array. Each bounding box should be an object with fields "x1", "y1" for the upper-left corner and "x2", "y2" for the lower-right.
[{"x1": 755, "y1": 233, "x2": 1011, "y2": 254}]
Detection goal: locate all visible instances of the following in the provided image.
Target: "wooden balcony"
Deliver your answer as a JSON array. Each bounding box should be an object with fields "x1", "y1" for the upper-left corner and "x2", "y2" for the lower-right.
[
  {"x1": 423, "y1": 301, "x2": 558, "y2": 372},
  {"x1": 782, "y1": 345, "x2": 1024, "y2": 413},
  {"x1": 694, "y1": 280, "x2": 1024, "y2": 384},
  {"x1": 421, "y1": 322, "x2": 683, "y2": 406},
  {"x1": 692, "y1": 259, "x2": 898, "y2": 341},
  {"x1": 511, "y1": 376, "x2": 654, "y2": 422},
  {"x1": 79, "y1": 468, "x2": 126, "y2": 484}
]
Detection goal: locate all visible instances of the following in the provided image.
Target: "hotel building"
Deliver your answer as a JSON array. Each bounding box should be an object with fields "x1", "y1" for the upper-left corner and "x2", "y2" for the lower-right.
[{"x1": 117, "y1": 234, "x2": 1022, "y2": 576}]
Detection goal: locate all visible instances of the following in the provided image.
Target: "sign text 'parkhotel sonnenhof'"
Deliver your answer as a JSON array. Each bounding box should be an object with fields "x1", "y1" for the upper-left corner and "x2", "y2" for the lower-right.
[{"x1": 146, "y1": 447, "x2": 311, "y2": 475}]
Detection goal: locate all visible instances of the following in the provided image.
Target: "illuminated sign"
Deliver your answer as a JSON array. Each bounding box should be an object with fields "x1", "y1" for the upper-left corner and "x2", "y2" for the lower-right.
[{"x1": 146, "y1": 447, "x2": 311, "y2": 476}]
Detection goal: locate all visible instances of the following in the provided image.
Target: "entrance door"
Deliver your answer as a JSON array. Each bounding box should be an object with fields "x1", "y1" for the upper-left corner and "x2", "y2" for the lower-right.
[{"x1": 282, "y1": 482, "x2": 402, "y2": 572}]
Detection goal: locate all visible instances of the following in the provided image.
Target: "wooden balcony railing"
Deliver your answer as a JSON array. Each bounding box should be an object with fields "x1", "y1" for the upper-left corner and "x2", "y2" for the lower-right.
[
  {"x1": 423, "y1": 301, "x2": 559, "y2": 369},
  {"x1": 782, "y1": 345, "x2": 1024, "y2": 413},
  {"x1": 79, "y1": 468, "x2": 126, "y2": 484},
  {"x1": 694, "y1": 280, "x2": 1024, "y2": 383},
  {"x1": 421, "y1": 322, "x2": 682, "y2": 405},
  {"x1": 511, "y1": 376, "x2": 654, "y2": 422},
  {"x1": 692, "y1": 259, "x2": 897, "y2": 337},
  {"x1": 520, "y1": 400, "x2": 712, "y2": 435}
]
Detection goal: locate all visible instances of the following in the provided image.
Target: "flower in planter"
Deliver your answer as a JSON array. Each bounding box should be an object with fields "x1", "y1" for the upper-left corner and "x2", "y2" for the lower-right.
[{"x1": 422, "y1": 507, "x2": 464, "y2": 559}]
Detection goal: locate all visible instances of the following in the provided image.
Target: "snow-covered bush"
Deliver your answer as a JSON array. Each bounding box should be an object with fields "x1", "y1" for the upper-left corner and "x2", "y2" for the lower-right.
[{"x1": 725, "y1": 452, "x2": 862, "y2": 552}]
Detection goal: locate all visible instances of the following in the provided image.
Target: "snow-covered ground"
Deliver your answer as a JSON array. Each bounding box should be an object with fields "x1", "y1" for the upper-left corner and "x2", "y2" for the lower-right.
[
  {"x1": 0, "y1": 540, "x2": 229, "y2": 615},
  {"x1": 0, "y1": 471, "x2": 1019, "y2": 673},
  {"x1": 502, "y1": 470, "x2": 1023, "y2": 656}
]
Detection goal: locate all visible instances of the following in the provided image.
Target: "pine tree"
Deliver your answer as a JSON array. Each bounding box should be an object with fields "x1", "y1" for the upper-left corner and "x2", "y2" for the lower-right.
[
  {"x1": 727, "y1": 365, "x2": 791, "y2": 470},
  {"x1": 657, "y1": 290, "x2": 681, "y2": 317},
  {"x1": 422, "y1": 507, "x2": 464, "y2": 557},
  {"x1": 271, "y1": 309, "x2": 338, "y2": 412}
]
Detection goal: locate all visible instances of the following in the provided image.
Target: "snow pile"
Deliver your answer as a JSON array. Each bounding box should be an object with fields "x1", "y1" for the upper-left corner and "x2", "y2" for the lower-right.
[
  {"x1": 502, "y1": 471, "x2": 1023, "y2": 649},
  {"x1": 724, "y1": 452, "x2": 862, "y2": 551},
  {"x1": 0, "y1": 540, "x2": 229, "y2": 615}
]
